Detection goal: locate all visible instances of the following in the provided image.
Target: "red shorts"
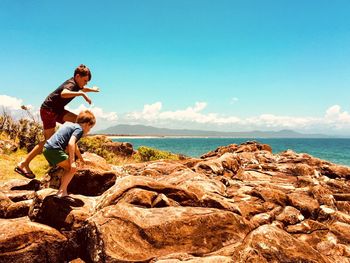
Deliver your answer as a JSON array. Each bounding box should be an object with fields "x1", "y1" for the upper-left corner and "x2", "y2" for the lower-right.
[{"x1": 40, "y1": 108, "x2": 69, "y2": 130}]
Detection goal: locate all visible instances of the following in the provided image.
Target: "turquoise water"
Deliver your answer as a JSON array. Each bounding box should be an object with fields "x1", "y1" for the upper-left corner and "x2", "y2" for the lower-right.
[{"x1": 112, "y1": 138, "x2": 350, "y2": 167}]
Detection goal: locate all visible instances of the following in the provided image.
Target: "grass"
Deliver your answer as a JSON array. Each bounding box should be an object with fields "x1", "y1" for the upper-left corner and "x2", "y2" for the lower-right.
[{"x1": 0, "y1": 149, "x2": 50, "y2": 181}]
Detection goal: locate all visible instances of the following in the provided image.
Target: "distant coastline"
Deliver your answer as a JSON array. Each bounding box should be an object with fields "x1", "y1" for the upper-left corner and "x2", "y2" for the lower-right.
[
  {"x1": 91, "y1": 134, "x2": 346, "y2": 140},
  {"x1": 95, "y1": 124, "x2": 337, "y2": 139}
]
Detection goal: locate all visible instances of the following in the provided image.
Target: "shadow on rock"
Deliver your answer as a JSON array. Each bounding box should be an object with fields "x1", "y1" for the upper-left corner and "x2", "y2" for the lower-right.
[
  {"x1": 10, "y1": 179, "x2": 41, "y2": 191},
  {"x1": 29, "y1": 194, "x2": 84, "y2": 230}
]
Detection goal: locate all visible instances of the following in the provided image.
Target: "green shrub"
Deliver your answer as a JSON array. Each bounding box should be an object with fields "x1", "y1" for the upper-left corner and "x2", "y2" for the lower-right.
[
  {"x1": 0, "y1": 108, "x2": 43, "y2": 152},
  {"x1": 78, "y1": 136, "x2": 114, "y2": 161},
  {"x1": 135, "y1": 146, "x2": 179, "y2": 162}
]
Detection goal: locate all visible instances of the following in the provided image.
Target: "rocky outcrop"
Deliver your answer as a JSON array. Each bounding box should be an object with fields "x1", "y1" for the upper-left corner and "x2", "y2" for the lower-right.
[
  {"x1": 0, "y1": 217, "x2": 67, "y2": 262},
  {"x1": 1, "y1": 141, "x2": 350, "y2": 262},
  {"x1": 41, "y1": 152, "x2": 119, "y2": 196},
  {"x1": 78, "y1": 135, "x2": 135, "y2": 157}
]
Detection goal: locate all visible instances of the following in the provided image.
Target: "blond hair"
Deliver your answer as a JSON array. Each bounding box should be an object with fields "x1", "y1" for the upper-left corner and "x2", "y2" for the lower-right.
[{"x1": 76, "y1": 110, "x2": 96, "y2": 125}]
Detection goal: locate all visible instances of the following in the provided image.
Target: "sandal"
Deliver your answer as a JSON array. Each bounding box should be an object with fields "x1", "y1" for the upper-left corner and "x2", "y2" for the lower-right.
[{"x1": 14, "y1": 166, "x2": 35, "y2": 179}]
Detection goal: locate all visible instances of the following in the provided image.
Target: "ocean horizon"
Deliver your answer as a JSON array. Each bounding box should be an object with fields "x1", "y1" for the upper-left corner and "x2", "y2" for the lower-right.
[{"x1": 111, "y1": 137, "x2": 350, "y2": 167}]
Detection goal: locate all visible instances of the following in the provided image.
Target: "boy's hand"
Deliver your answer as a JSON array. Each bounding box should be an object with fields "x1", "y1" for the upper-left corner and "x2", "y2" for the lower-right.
[{"x1": 91, "y1": 86, "x2": 100, "y2": 92}]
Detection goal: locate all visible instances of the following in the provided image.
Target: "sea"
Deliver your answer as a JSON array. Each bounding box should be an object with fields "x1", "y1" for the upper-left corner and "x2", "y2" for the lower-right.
[{"x1": 111, "y1": 137, "x2": 350, "y2": 167}]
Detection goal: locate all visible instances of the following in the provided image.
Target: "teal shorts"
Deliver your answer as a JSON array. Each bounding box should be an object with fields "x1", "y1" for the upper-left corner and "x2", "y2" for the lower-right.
[{"x1": 43, "y1": 148, "x2": 69, "y2": 166}]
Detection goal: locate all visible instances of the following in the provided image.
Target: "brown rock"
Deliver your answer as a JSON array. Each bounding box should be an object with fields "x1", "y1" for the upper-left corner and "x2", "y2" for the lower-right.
[
  {"x1": 104, "y1": 141, "x2": 134, "y2": 156},
  {"x1": 232, "y1": 225, "x2": 331, "y2": 263},
  {"x1": 0, "y1": 191, "x2": 32, "y2": 218},
  {"x1": 285, "y1": 219, "x2": 328, "y2": 234},
  {"x1": 195, "y1": 153, "x2": 241, "y2": 176},
  {"x1": 320, "y1": 164, "x2": 350, "y2": 179},
  {"x1": 0, "y1": 217, "x2": 67, "y2": 262},
  {"x1": 330, "y1": 221, "x2": 350, "y2": 243},
  {"x1": 0, "y1": 191, "x2": 12, "y2": 217},
  {"x1": 250, "y1": 186, "x2": 288, "y2": 206},
  {"x1": 123, "y1": 160, "x2": 190, "y2": 177},
  {"x1": 95, "y1": 176, "x2": 202, "y2": 211},
  {"x1": 276, "y1": 206, "x2": 304, "y2": 225},
  {"x1": 310, "y1": 184, "x2": 336, "y2": 207},
  {"x1": 0, "y1": 179, "x2": 40, "y2": 201},
  {"x1": 288, "y1": 192, "x2": 320, "y2": 218},
  {"x1": 1, "y1": 140, "x2": 350, "y2": 262},
  {"x1": 41, "y1": 153, "x2": 117, "y2": 196},
  {"x1": 85, "y1": 204, "x2": 250, "y2": 262},
  {"x1": 153, "y1": 254, "x2": 234, "y2": 262},
  {"x1": 28, "y1": 189, "x2": 96, "y2": 231}
]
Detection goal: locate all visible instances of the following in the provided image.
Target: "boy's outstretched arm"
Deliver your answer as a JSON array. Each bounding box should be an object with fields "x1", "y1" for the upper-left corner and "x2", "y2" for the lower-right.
[
  {"x1": 82, "y1": 86, "x2": 100, "y2": 93},
  {"x1": 61, "y1": 89, "x2": 91, "y2": 104}
]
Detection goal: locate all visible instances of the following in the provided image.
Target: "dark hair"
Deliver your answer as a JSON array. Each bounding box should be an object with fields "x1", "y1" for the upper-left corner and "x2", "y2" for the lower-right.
[
  {"x1": 74, "y1": 64, "x2": 92, "y2": 81},
  {"x1": 76, "y1": 110, "x2": 96, "y2": 126}
]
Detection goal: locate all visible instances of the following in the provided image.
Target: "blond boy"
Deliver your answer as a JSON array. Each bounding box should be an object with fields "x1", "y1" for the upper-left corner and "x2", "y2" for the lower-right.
[{"x1": 43, "y1": 110, "x2": 95, "y2": 198}]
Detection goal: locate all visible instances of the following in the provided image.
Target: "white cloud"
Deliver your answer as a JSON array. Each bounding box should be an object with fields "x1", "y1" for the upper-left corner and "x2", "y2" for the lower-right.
[
  {"x1": 325, "y1": 105, "x2": 350, "y2": 123},
  {"x1": 128, "y1": 102, "x2": 162, "y2": 121},
  {"x1": 3, "y1": 94, "x2": 350, "y2": 135},
  {"x1": 68, "y1": 104, "x2": 118, "y2": 122},
  {"x1": 127, "y1": 101, "x2": 241, "y2": 124},
  {"x1": 125, "y1": 102, "x2": 350, "y2": 135},
  {"x1": 0, "y1": 95, "x2": 38, "y2": 120},
  {"x1": 66, "y1": 104, "x2": 119, "y2": 131},
  {"x1": 0, "y1": 95, "x2": 23, "y2": 110}
]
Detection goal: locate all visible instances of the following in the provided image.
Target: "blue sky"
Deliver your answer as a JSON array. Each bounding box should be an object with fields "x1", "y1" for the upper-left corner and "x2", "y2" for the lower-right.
[{"x1": 1, "y1": 1, "x2": 350, "y2": 135}]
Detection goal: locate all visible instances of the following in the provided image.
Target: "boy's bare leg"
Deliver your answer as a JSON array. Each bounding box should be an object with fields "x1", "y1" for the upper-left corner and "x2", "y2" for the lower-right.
[
  {"x1": 63, "y1": 111, "x2": 78, "y2": 123},
  {"x1": 17, "y1": 128, "x2": 55, "y2": 174},
  {"x1": 56, "y1": 160, "x2": 77, "y2": 197}
]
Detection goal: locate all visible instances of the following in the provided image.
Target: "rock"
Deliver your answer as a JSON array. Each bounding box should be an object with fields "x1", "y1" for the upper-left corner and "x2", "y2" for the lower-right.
[
  {"x1": 1, "y1": 141, "x2": 350, "y2": 262},
  {"x1": 0, "y1": 191, "x2": 12, "y2": 217},
  {"x1": 95, "y1": 176, "x2": 203, "y2": 211},
  {"x1": 84, "y1": 203, "x2": 250, "y2": 262},
  {"x1": 287, "y1": 192, "x2": 320, "y2": 218},
  {"x1": 285, "y1": 219, "x2": 328, "y2": 234},
  {"x1": 153, "y1": 254, "x2": 234, "y2": 262},
  {"x1": 320, "y1": 164, "x2": 350, "y2": 179},
  {"x1": 103, "y1": 141, "x2": 134, "y2": 156},
  {"x1": 330, "y1": 222, "x2": 350, "y2": 243},
  {"x1": 123, "y1": 160, "x2": 190, "y2": 177},
  {"x1": 0, "y1": 191, "x2": 32, "y2": 218},
  {"x1": 276, "y1": 206, "x2": 304, "y2": 225},
  {"x1": 195, "y1": 153, "x2": 241, "y2": 176},
  {"x1": 0, "y1": 217, "x2": 67, "y2": 262},
  {"x1": 41, "y1": 153, "x2": 117, "y2": 196},
  {"x1": 249, "y1": 186, "x2": 288, "y2": 206},
  {"x1": 0, "y1": 179, "x2": 40, "y2": 201},
  {"x1": 79, "y1": 135, "x2": 135, "y2": 157},
  {"x1": 232, "y1": 225, "x2": 331, "y2": 263},
  {"x1": 28, "y1": 189, "x2": 96, "y2": 231}
]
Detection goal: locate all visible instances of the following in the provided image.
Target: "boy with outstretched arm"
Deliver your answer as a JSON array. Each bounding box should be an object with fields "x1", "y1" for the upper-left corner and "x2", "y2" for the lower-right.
[
  {"x1": 42, "y1": 110, "x2": 96, "y2": 199},
  {"x1": 15, "y1": 64, "x2": 99, "y2": 179}
]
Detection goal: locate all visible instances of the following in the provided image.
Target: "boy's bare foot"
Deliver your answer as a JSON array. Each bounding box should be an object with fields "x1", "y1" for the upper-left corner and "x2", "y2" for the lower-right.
[
  {"x1": 55, "y1": 192, "x2": 75, "y2": 202},
  {"x1": 56, "y1": 191, "x2": 68, "y2": 198}
]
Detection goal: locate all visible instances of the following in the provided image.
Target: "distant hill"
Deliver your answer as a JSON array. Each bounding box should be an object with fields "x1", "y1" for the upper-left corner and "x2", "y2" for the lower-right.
[{"x1": 96, "y1": 124, "x2": 331, "y2": 138}]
